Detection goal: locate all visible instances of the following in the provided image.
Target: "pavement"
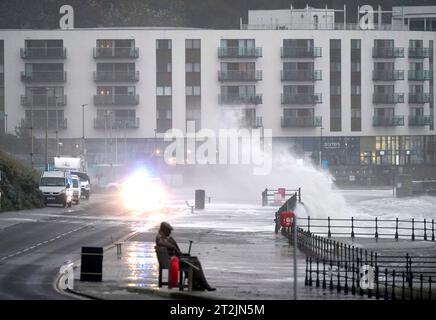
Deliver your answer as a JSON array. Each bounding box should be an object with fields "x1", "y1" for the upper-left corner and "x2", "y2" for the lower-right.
[{"x1": 70, "y1": 227, "x2": 368, "y2": 300}]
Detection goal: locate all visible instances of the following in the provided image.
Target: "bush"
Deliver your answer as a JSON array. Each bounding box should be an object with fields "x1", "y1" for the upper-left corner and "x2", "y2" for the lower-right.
[{"x1": 0, "y1": 149, "x2": 44, "y2": 211}]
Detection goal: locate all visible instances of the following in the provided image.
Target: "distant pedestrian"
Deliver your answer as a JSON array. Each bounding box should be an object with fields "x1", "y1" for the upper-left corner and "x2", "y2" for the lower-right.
[{"x1": 156, "y1": 222, "x2": 216, "y2": 291}]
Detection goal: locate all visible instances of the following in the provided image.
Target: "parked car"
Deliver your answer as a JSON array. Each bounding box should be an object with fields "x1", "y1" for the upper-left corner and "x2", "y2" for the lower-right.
[
  {"x1": 71, "y1": 175, "x2": 81, "y2": 204},
  {"x1": 39, "y1": 171, "x2": 73, "y2": 207},
  {"x1": 71, "y1": 171, "x2": 91, "y2": 199}
]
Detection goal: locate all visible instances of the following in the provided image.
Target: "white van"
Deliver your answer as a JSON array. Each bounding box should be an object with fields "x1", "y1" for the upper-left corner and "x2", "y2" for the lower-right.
[
  {"x1": 39, "y1": 171, "x2": 73, "y2": 207},
  {"x1": 71, "y1": 171, "x2": 91, "y2": 199},
  {"x1": 71, "y1": 175, "x2": 81, "y2": 204}
]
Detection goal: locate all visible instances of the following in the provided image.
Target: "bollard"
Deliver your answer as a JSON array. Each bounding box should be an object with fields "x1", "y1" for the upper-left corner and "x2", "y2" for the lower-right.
[
  {"x1": 309, "y1": 257, "x2": 313, "y2": 286},
  {"x1": 351, "y1": 263, "x2": 356, "y2": 295},
  {"x1": 351, "y1": 217, "x2": 355, "y2": 238},
  {"x1": 322, "y1": 259, "x2": 326, "y2": 289},
  {"x1": 384, "y1": 269, "x2": 389, "y2": 300},
  {"x1": 316, "y1": 259, "x2": 320, "y2": 287},
  {"x1": 344, "y1": 262, "x2": 349, "y2": 294},
  {"x1": 424, "y1": 219, "x2": 427, "y2": 241},
  {"x1": 391, "y1": 270, "x2": 396, "y2": 300},
  {"x1": 195, "y1": 189, "x2": 205, "y2": 210},
  {"x1": 375, "y1": 267, "x2": 380, "y2": 300}
]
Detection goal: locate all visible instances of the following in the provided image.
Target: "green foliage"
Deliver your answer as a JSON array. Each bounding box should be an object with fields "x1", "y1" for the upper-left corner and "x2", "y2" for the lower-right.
[{"x1": 0, "y1": 149, "x2": 44, "y2": 212}]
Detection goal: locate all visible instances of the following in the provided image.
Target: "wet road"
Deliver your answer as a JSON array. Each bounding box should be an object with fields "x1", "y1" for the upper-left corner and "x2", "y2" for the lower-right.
[{"x1": 0, "y1": 194, "x2": 132, "y2": 299}]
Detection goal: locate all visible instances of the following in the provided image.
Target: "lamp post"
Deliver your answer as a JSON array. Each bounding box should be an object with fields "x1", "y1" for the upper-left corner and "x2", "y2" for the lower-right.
[
  {"x1": 45, "y1": 88, "x2": 49, "y2": 171},
  {"x1": 319, "y1": 127, "x2": 324, "y2": 167},
  {"x1": 82, "y1": 104, "x2": 88, "y2": 158},
  {"x1": 30, "y1": 88, "x2": 34, "y2": 168}
]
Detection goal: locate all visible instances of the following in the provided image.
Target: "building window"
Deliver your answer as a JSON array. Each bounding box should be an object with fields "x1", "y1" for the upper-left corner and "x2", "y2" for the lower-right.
[
  {"x1": 351, "y1": 39, "x2": 361, "y2": 49},
  {"x1": 157, "y1": 40, "x2": 171, "y2": 49},
  {"x1": 186, "y1": 63, "x2": 200, "y2": 72},
  {"x1": 186, "y1": 86, "x2": 201, "y2": 96},
  {"x1": 330, "y1": 85, "x2": 341, "y2": 95},
  {"x1": 331, "y1": 62, "x2": 341, "y2": 72},
  {"x1": 351, "y1": 85, "x2": 361, "y2": 95},
  {"x1": 156, "y1": 86, "x2": 172, "y2": 96},
  {"x1": 186, "y1": 39, "x2": 200, "y2": 49},
  {"x1": 351, "y1": 62, "x2": 361, "y2": 72}
]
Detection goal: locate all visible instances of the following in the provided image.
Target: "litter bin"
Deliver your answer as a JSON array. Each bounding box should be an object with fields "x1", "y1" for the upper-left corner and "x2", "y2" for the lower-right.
[
  {"x1": 80, "y1": 246, "x2": 103, "y2": 282},
  {"x1": 195, "y1": 189, "x2": 205, "y2": 210}
]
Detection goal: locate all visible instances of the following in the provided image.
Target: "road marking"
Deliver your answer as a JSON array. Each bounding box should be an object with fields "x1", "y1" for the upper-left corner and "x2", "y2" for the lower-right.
[{"x1": 0, "y1": 225, "x2": 88, "y2": 263}]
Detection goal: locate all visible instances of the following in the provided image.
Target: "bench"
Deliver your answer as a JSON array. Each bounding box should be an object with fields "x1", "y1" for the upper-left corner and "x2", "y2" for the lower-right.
[{"x1": 155, "y1": 246, "x2": 199, "y2": 291}]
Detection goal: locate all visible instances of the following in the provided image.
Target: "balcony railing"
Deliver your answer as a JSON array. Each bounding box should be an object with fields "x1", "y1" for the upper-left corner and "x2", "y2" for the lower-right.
[
  {"x1": 241, "y1": 116, "x2": 263, "y2": 128},
  {"x1": 156, "y1": 119, "x2": 172, "y2": 133},
  {"x1": 93, "y1": 71, "x2": 139, "y2": 82},
  {"x1": 408, "y1": 48, "x2": 433, "y2": 59},
  {"x1": 21, "y1": 95, "x2": 67, "y2": 107},
  {"x1": 408, "y1": 70, "x2": 433, "y2": 81},
  {"x1": 372, "y1": 70, "x2": 404, "y2": 81},
  {"x1": 281, "y1": 116, "x2": 322, "y2": 127},
  {"x1": 281, "y1": 93, "x2": 322, "y2": 105},
  {"x1": 281, "y1": 70, "x2": 322, "y2": 81},
  {"x1": 408, "y1": 115, "x2": 433, "y2": 126},
  {"x1": 93, "y1": 94, "x2": 139, "y2": 106},
  {"x1": 281, "y1": 47, "x2": 322, "y2": 58},
  {"x1": 373, "y1": 93, "x2": 404, "y2": 104},
  {"x1": 20, "y1": 47, "x2": 66, "y2": 59},
  {"x1": 21, "y1": 71, "x2": 67, "y2": 83},
  {"x1": 93, "y1": 47, "x2": 139, "y2": 59},
  {"x1": 218, "y1": 94, "x2": 262, "y2": 105},
  {"x1": 408, "y1": 93, "x2": 432, "y2": 104},
  {"x1": 21, "y1": 117, "x2": 67, "y2": 129},
  {"x1": 372, "y1": 47, "x2": 404, "y2": 58},
  {"x1": 218, "y1": 47, "x2": 262, "y2": 58},
  {"x1": 218, "y1": 70, "x2": 262, "y2": 81},
  {"x1": 372, "y1": 116, "x2": 405, "y2": 126},
  {"x1": 94, "y1": 117, "x2": 140, "y2": 129}
]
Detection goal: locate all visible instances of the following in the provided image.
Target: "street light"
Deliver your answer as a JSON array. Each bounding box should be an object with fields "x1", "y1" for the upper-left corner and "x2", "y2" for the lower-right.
[
  {"x1": 82, "y1": 104, "x2": 88, "y2": 157},
  {"x1": 319, "y1": 127, "x2": 324, "y2": 167},
  {"x1": 45, "y1": 88, "x2": 49, "y2": 171}
]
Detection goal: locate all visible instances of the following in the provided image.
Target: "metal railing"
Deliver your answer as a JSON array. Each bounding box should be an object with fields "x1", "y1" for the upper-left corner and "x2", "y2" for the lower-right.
[
  {"x1": 373, "y1": 116, "x2": 405, "y2": 126},
  {"x1": 281, "y1": 116, "x2": 322, "y2": 128},
  {"x1": 20, "y1": 47, "x2": 66, "y2": 59},
  {"x1": 218, "y1": 70, "x2": 262, "y2": 81},
  {"x1": 408, "y1": 48, "x2": 433, "y2": 59},
  {"x1": 93, "y1": 71, "x2": 139, "y2": 82},
  {"x1": 241, "y1": 22, "x2": 411, "y2": 31},
  {"x1": 281, "y1": 93, "x2": 322, "y2": 105},
  {"x1": 372, "y1": 93, "x2": 404, "y2": 104},
  {"x1": 372, "y1": 70, "x2": 404, "y2": 81},
  {"x1": 93, "y1": 117, "x2": 140, "y2": 129},
  {"x1": 93, "y1": 47, "x2": 139, "y2": 59},
  {"x1": 281, "y1": 70, "x2": 322, "y2": 81},
  {"x1": 218, "y1": 94, "x2": 262, "y2": 105},
  {"x1": 408, "y1": 116, "x2": 433, "y2": 126},
  {"x1": 408, "y1": 93, "x2": 432, "y2": 104},
  {"x1": 20, "y1": 94, "x2": 67, "y2": 107},
  {"x1": 372, "y1": 47, "x2": 404, "y2": 58},
  {"x1": 93, "y1": 94, "x2": 139, "y2": 106},
  {"x1": 281, "y1": 47, "x2": 322, "y2": 58},
  {"x1": 21, "y1": 71, "x2": 67, "y2": 82},
  {"x1": 263, "y1": 187, "x2": 301, "y2": 207},
  {"x1": 218, "y1": 47, "x2": 262, "y2": 58},
  {"x1": 408, "y1": 70, "x2": 433, "y2": 81},
  {"x1": 21, "y1": 117, "x2": 67, "y2": 130}
]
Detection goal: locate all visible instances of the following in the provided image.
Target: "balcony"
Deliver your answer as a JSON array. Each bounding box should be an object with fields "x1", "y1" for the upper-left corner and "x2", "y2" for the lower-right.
[
  {"x1": 241, "y1": 116, "x2": 263, "y2": 128},
  {"x1": 281, "y1": 47, "x2": 322, "y2": 58},
  {"x1": 373, "y1": 93, "x2": 404, "y2": 104},
  {"x1": 408, "y1": 115, "x2": 433, "y2": 126},
  {"x1": 218, "y1": 70, "x2": 262, "y2": 82},
  {"x1": 281, "y1": 93, "x2": 322, "y2": 105},
  {"x1": 372, "y1": 116, "x2": 405, "y2": 126},
  {"x1": 408, "y1": 48, "x2": 433, "y2": 59},
  {"x1": 218, "y1": 94, "x2": 262, "y2": 105},
  {"x1": 281, "y1": 116, "x2": 322, "y2": 127},
  {"x1": 21, "y1": 95, "x2": 67, "y2": 107},
  {"x1": 408, "y1": 93, "x2": 432, "y2": 104},
  {"x1": 218, "y1": 47, "x2": 262, "y2": 58},
  {"x1": 281, "y1": 70, "x2": 322, "y2": 81},
  {"x1": 21, "y1": 117, "x2": 67, "y2": 130},
  {"x1": 372, "y1": 47, "x2": 404, "y2": 58},
  {"x1": 93, "y1": 71, "x2": 139, "y2": 82},
  {"x1": 94, "y1": 117, "x2": 140, "y2": 129},
  {"x1": 21, "y1": 71, "x2": 66, "y2": 83},
  {"x1": 372, "y1": 70, "x2": 404, "y2": 81},
  {"x1": 94, "y1": 94, "x2": 139, "y2": 106},
  {"x1": 20, "y1": 47, "x2": 66, "y2": 59},
  {"x1": 408, "y1": 70, "x2": 433, "y2": 81},
  {"x1": 93, "y1": 47, "x2": 139, "y2": 59}
]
